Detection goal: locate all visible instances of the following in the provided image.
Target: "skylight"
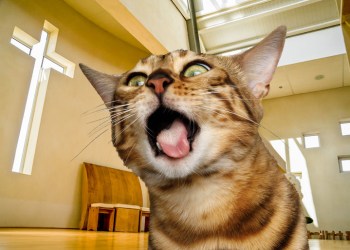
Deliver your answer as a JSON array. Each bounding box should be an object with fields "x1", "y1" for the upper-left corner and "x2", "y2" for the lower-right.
[{"x1": 195, "y1": 0, "x2": 255, "y2": 16}]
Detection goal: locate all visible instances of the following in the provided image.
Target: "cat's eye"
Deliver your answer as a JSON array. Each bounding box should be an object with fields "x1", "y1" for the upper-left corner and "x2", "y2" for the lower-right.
[
  {"x1": 128, "y1": 75, "x2": 147, "y2": 87},
  {"x1": 183, "y1": 63, "x2": 210, "y2": 77}
]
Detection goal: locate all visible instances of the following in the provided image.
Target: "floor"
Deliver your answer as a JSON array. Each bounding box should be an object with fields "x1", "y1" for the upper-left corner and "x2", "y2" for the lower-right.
[
  {"x1": 0, "y1": 228, "x2": 349, "y2": 250},
  {"x1": 0, "y1": 228, "x2": 148, "y2": 250}
]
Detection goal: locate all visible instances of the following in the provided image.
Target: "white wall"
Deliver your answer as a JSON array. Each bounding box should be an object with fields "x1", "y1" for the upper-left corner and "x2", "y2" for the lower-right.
[
  {"x1": 0, "y1": 0, "x2": 148, "y2": 228},
  {"x1": 261, "y1": 87, "x2": 350, "y2": 231}
]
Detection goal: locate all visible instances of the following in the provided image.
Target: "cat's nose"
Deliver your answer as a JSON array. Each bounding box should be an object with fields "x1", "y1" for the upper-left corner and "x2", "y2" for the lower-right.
[{"x1": 146, "y1": 75, "x2": 172, "y2": 95}]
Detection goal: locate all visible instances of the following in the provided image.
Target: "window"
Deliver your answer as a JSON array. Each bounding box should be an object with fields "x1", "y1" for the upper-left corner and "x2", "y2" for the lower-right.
[
  {"x1": 340, "y1": 121, "x2": 350, "y2": 136},
  {"x1": 303, "y1": 133, "x2": 320, "y2": 149},
  {"x1": 338, "y1": 156, "x2": 350, "y2": 173}
]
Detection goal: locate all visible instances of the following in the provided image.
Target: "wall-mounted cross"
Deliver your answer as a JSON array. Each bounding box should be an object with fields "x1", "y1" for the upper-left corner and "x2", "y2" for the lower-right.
[{"x1": 11, "y1": 20, "x2": 75, "y2": 175}]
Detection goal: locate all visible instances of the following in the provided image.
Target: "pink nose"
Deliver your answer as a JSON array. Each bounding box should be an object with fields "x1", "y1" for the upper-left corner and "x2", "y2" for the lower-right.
[{"x1": 147, "y1": 77, "x2": 171, "y2": 95}]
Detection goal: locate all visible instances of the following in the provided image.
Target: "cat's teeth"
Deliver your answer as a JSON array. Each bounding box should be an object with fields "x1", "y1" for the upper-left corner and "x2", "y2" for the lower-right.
[{"x1": 156, "y1": 142, "x2": 162, "y2": 151}]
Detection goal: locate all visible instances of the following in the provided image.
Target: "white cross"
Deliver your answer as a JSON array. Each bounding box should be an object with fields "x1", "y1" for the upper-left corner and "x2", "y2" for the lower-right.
[{"x1": 11, "y1": 21, "x2": 75, "y2": 175}]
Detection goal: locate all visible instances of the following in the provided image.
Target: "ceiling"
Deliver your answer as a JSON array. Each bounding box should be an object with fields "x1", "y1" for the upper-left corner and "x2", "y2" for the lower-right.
[
  {"x1": 193, "y1": 0, "x2": 350, "y2": 99},
  {"x1": 64, "y1": 0, "x2": 350, "y2": 99},
  {"x1": 63, "y1": 0, "x2": 147, "y2": 52},
  {"x1": 195, "y1": 0, "x2": 340, "y2": 54},
  {"x1": 269, "y1": 54, "x2": 350, "y2": 99}
]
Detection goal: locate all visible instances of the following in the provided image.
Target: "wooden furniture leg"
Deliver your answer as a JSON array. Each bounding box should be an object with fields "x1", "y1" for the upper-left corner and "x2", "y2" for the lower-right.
[
  {"x1": 139, "y1": 209, "x2": 150, "y2": 232},
  {"x1": 346, "y1": 231, "x2": 350, "y2": 240},
  {"x1": 87, "y1": 206, "x2": 115, "y2": 232},
  {"x1": 87, "y1": 207, "x2": 99, "y2": 231}
]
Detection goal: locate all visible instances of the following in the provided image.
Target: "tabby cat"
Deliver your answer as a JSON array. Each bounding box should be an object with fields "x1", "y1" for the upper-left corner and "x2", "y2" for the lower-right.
[{"x1": 80, "y1": 26, "x2": 308, "y2": 249}]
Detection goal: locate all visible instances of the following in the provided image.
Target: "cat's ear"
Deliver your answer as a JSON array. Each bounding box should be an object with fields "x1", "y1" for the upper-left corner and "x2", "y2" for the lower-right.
[
  {"x1": 79, "y1": 64, "x2": 119, "y2": 107},
  {"x1": 240, "y1": 26, "x2": 286, "y2": 99}
]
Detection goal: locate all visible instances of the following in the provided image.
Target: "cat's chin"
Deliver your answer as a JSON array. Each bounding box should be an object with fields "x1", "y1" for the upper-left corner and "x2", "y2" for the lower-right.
[{"x1": 148, "y1": 149, "x2": 201, "y2": 179}]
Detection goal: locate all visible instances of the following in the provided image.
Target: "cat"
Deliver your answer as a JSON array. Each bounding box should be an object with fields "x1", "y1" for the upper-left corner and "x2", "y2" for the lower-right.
[{"x1": 80, "y1": 26, "x2": 308, "y2": 249}]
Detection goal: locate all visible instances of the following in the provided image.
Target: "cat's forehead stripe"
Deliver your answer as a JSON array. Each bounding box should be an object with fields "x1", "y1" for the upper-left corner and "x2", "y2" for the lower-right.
[{"x1": 132, "y1": 50, "x2": 199, "y2": 75}]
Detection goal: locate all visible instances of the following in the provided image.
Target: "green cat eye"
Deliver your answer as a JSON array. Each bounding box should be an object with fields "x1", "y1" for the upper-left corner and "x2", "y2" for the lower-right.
[
  {"x1": 183, "y1": 63, "x2": 210, "y2": 77},
  {"x1": 128, "y1": 75, "x2": 146, "y2": 87}
]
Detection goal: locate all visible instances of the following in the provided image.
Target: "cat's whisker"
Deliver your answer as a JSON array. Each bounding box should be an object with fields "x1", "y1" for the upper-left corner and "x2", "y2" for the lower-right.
[
  {"x1": 137, "y1": 159, "x2": 154, "y2": 169},
  {"x1": 88, "y1": 119, "x2": 111, "y2": 136},
  {"x1": 190, "y1": 109, "x2": 204, "y2": 126},
  {"x1": 110, "y1": 115, "x2": 141, "y2": 144},
  {"x1": 85, "y1": 115, "x2": 110, "y2": 125},
  {"x1": 89, "y1": 112, "x2": 136, "y2": 137},
  {"x1": 111, "y1": 113, "x2": 137, "y2": 127},
  {"x1": 85, "y1": 107, "x2": 136, "y2": 125},
  {"x1": 210, "y1": 106, "x2": 283, "y2": 141},
  {"x1": 82, "y1": 104, "x2": 132, "y2": 116},
  {"x1": 207, "y1": 96, "x2": 260, "y2": 101},
  {"x1": 108, "y1": 114, "x2": 138, "y2": 135},
  {"x1": 81, "y1": 103, "x2": 109, "y2": 115},
  {"x1": 196, "y1": 105, "x2": 285, "y2": 143},
  {"x1": 198, "y1": 90, "x2": 259, "y2": 102},
  {"x1": 71, "y1": 127, "x2": 110, "y2": 161},
  {"x1": 198, "y1": 84, "x2": 241, "y2": 94},
  {"x1": 197, "y1": 105, "x2": 258, "y2": 126},
  {"x1": 81, "y1": 101, "x2": 130, "y2": 115},
  {"x1": 124, "y1": 143, "x2": 137, "y2": 165},
  {"x1": 198, "y1": 90, "x2": 224, "y2": 96},
  {"x1": 145, "y1": 126, "x2": 155, "y2": 139},
  {"x1": 82, "y1": 106, "x2": 115, "y2": 116},
  {"x1": 110, "y1": 108, "x2": 136, "y2": 118}
]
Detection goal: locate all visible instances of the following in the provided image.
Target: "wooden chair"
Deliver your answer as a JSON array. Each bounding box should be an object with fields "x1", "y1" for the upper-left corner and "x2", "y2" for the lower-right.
[
  {"x1": 80, "y1": 163, "x2": 143, "y2": 232},
  {"x1": 307, "y1": 231, "x2": 320, "y2": 239},
  {"x1": 335, "y1": 231, "x2": 344, "y2": 240},
  {"x1": 324, "y1": 230, "x2": 344, "y2": 240},
  {"x1": 346, "y1": 231, "x2": 350, "y2": 240},
  {"x1": 139, "y1": 207, "x2": 150, "y2": 232}
]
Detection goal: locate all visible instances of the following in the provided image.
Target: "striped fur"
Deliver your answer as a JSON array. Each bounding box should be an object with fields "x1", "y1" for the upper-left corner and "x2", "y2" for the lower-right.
[{"x1": 80, "y1": 26, "x2": 308, "y2": 249}]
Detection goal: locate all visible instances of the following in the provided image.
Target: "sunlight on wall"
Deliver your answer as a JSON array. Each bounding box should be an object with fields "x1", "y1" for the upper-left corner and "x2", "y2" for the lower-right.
[{"x1": 270, "y1": 138, "x2": 319, "y2": 227}]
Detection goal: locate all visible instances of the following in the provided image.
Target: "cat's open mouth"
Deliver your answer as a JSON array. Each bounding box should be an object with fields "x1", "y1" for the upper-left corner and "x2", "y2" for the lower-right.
[{"x1": 147, "y1": 106, "x2": 200, "y2": 159}]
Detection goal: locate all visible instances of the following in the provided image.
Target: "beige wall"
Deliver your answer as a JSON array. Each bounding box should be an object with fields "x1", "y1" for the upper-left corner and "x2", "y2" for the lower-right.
[
  {"x1": 121, "y1": 0, "x2": 189, "y2": 52},
  {"x1": 261, "y1": 86, "x2": 350, "y2": 231},
  {"x1": 0, "y1": 0, "x2": 148, "y2": 228}
]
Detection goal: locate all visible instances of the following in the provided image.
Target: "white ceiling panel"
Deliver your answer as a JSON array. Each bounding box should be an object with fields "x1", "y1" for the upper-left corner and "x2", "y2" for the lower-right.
[
  {"x1": 279, "y1": 26, "x2": 346, "y2": 66},
  {"x1": 286, "y1": 55, "x2": 343, "y2": 94}
]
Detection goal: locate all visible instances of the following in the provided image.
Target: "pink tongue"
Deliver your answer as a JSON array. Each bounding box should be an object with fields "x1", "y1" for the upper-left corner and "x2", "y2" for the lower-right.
[{"x1": 156, "y1": 119, "x2": 190, "y2": 159}]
